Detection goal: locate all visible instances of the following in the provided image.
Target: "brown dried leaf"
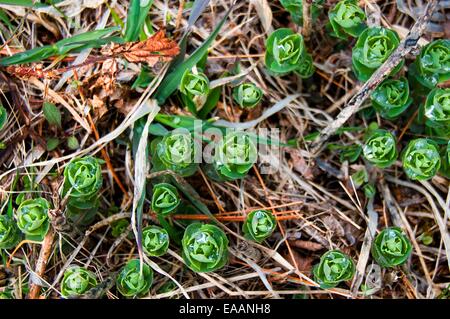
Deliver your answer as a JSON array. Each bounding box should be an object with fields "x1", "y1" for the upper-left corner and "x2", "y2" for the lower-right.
[
  {"x1": 288, "y1": 149, "x2": 314, "y2": 180},
  {"x1": 109, "y1": 30, "x2": 180, "y2": 66},
  {"x1": 90, "y1": 94, "x2": 108, "y2": 119},
  {"x1": 288, "y1": 240, "x2": 324, "y2": 252},
  {"x1": 89, "y1": 58, "x2": 118, "y2": 94},
  {"x1": 282, "y1": 249, "x2": 314, "y2": 273}
]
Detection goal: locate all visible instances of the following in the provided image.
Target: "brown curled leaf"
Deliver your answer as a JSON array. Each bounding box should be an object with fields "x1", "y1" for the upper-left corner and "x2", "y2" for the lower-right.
[
  {"x1": 5, "y1": 65, "x2": 58, "y2": 79},
  {"x1": 107, "y1": 30, "x2": 180, "y2": 66}
]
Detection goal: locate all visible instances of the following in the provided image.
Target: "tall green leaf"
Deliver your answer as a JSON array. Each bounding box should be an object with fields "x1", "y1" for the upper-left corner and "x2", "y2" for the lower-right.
[
  {"x1": 154, "y1": 3, "x2": 235, "y2": 104},
  {"x1": 124, "y1": 0, "x2": 154, "y2": 42}
]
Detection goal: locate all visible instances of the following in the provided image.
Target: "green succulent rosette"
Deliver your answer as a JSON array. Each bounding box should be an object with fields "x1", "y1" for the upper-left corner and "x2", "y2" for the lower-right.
[
  {"x1": 179, "y1": 69, "x2": 210, "y2": 98},
  {"x1": 151, "y1": 133, "x2": 199, "y2": 177},
  {"x1": 206, "y1": 131, "x2": 257, "y2": 182},
  {"x1": 61, "y1": 266, "x2": 98, "y2": 298},
  {"x1": 362, "y1": 129, "x2": 398, "y2": 168},
  {"x1": 179, "y1": 69, "x2": 210, "y2": 110},
  {"x1": 182, "y1": 223, "x2": 229, "y2": 273},
  {"x1": 280, "y1": 0, "x2": 323, "y2": 26},
  {"x1": 242, "y1": 209, "x2": 277, "y2": 243},
  {"x1": 424, "y1": 88, "x2": 450, "y2": 138},
  {"x1": 16, "y1": 198, "x2": 50, "y2": 241},
  {"x1": 0, "y1": 215, "x2": 21, "y2": 249},
  {"x1": 116, "y1": 259, "x2": 153, "y2": 297},
  {"x1": 370, "y1": 77, "x2": 412, "y2": 119},
  {"x1": 352, "y1": 27, "x2": 402, "y2": 82},
  {"x1": 401, "y1": 138, "x2": 441, "y2": 181},
  {"x1": 232, "y1": 83, "x2": 263, "y2": 109},
  {"x1": 408, "y1": 39, "x2": 450, "y2": 92},
  {"x1": 371, "y1": 227, "x2": 412, "y2": 268},
  {"x1": 328, "y1": 0, "x2": 366, "y2": 39},
  {"x1": 295, "y1": 52, "x2": 315, "y2": 79},
  {"x1": 151, "y1": 183, "x2": 180, "y2": 216},
  {"x1": 312, "y1": 250, "x2": 355, "y2": 289},
  {"x1": 62, "y1": 156, "x2": 103, "y2": 225},
  {"x1": 142, "y1": 225, "x2": 170, "y2": 257},
  {"x1": 265, "y1": 28, "x2": 306, "y2": 75}
]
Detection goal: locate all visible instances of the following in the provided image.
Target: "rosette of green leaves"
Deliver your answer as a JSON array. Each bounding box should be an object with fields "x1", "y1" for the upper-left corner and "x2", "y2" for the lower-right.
[
  {"x1": 371, "y1": 227, "x2": 412, "y2": 268},
  {"x1": 142, "y1": 225, "x2": 170, "y2": 257},
  {"x1": 409, "y1": 39, "x2": 449, "y2": 92},
  {"x1": 180, "y1": 69, "x2": 210, "y2": 98},
  {"x1": 207, "y1": 131, "x2": 257, "y2": 182},
  {"x1": 352, "y1": 27, "x2": 402, "y2": 82},
  {"x1": 182, "y1": 223, "x2": 229, "y2": 273},
  {"x1": 424, "y1": 88, "x2": 450, "y2": 138},
  {"x1": 295, "y1": 53, "x2": 315, "y2": 79},
  {"x1": 116, "y1": 259, "x2": 153, "y2": 297},
  {"x1": 265, "y1": 28, "x2": 306, "y2": 75},
  {"x1": 151, "y1": 133, "x2": 199, "y2": 177},
  {"x1": 242, "y1": 210, "x2": 277, "y2": 243},
  {"x1": 62, "y1": 156, "x2": 103, "y2": 224},
  {"x1": 370, "y1": 77, "x2": 412, "y2": 119},
  {"x1": 280, "y1": 0, "x2": 323, "y2": 26},
  {"x1": 16, "y1": 198, "x2": 50, "y2": 241},
  {"x1": 328, "y1": 0, "x2": 366, "y2": 39},
  {"x1": 362, "y1": 129, "x2": 398, "y2": 168},
  {"x1": 151, "y1": 183, "x2": 180, "y2": 216},
  {"x1": 0, "y1": 215, "x2": 21, "y2": 249},
  {"x1": 61, "y1": 266, "x2": 98, "y2": 298},
  {"x1": 232, "y1": 83, "x2": 263, "y2": 109},
  {"x1": 401, "y1": 138, "x2": 441, "y2": 181},
  {"x1": 313, "y1": 250, "x2": 355, "y2": 289}
]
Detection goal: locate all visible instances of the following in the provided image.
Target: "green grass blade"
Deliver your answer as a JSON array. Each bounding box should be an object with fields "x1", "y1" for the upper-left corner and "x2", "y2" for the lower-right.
[
  {"x1": 154, "y1": 3, "x2": 235, "y2": 104},
  {"x1": 124, "y1": 0, "x2": 154, "y2": 42},
  {"x1": 0, "y1": 26, "x2": 120, "y2": 66}
]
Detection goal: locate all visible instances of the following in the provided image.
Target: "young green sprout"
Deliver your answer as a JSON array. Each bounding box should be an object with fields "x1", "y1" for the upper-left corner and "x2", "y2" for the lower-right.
[
  {"x1": 179, "y1": 69, "x2": 210, "y2": 98},
  {"x1": 16, "y1": 198, "x2": 50, "y2": 241},
  {"x1": 401, "y1": 138, "x2": 441, "y2": 181},
  {"x1": 313, "y1": 250, "x2": 355, "y2": 289},
  {"x1": 232, "y1": 83, "x2": 263, "y2": 109},
  {"x1": 352, "y1": 27, "x2": 402, "y2": 82},
  {"x1": 371, "y1": 227, "x2": 412, "y2": 268},
  {"x1": 151, "y1": 183, "x2": 180, "y2": 216},
  {"x1": 61, "y1": 266, "x2": 98, "y2": 298},
  {"x1": 328, "y1": 0, "x2": 366, "y2": 39},
  {"x1": 265, "y1": 28, "x2": 314, "y2": 78},
  {"x1": 363, "y1": 129, "x2": 398, "y2": 168},
  {"x1": 0, "y1": 215, "x2": 21, "y2": 249},
  {"x1": 62, "y1": 156, "x2": 103, "y2": 225},
  {"x1": 142, "y1": 225, "x2": 170, "y2": 257},
  {"x1": 408, "y1": 39, "x2": 450, "y2": 92},
  {"x1": 181, "y1": 223, "x2": 229, "y2": 273},
  {"x1": 424, "y1": 88, "x2": 450, "y2": 138},
  {"x1": 116, "y1": 259, "x2": 153, "y2": 297},
  {"x1": 206, "y1": 131, "x2": 257, "y2": 182},
  {"x1": 151, "y1": 133, "x2": 199, "y2": 177},
  {"x1": 370, "y1": 77, "x2": 412, "y2": 119},
  {"x1": 242, "y1": 210, "x2": 277, "y2": 243}
]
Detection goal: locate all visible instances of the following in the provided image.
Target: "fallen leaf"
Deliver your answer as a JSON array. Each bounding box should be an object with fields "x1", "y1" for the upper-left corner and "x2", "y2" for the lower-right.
[
  {"x1": 288, "y1": 240, "x2": 324, "y2": 251},
  {"x1": 90, "y1": 94, "x2": 108, "y2": 119},
  {"x1": 107, "y1": 30, "x2": 180, "y2": 66}
]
